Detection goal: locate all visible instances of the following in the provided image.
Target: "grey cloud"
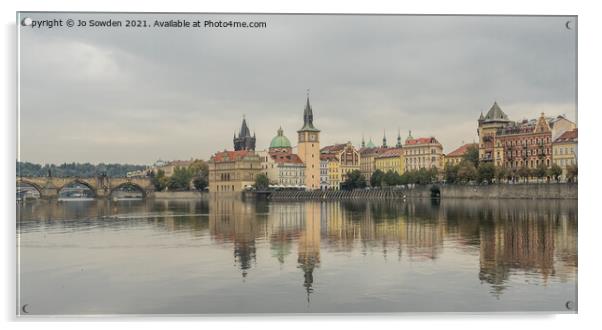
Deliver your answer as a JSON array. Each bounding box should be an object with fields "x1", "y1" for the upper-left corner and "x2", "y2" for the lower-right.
[{"x1": 19, "y1": 13, "x2": 576, "y2": 164}]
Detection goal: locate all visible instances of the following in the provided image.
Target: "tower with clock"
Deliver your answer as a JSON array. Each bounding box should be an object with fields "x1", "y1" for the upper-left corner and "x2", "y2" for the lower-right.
[{"x1": 297, "y1": 94, "x2": 321, "y2": 190}]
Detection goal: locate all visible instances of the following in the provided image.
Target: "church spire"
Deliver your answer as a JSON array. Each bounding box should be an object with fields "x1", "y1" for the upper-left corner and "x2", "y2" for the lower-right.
[
  {"x1": 361, "y1": 134, "x2": 365, "y2": 148},
  {"x1": 396, "y1": 129, "x2": 402, "y2": 148},
  {"x1": 233, "y1": 115, "x2": 256, "y2": 151},
  {"x1": 239, "y1": 116, "x2": 251, "y2": 137},
  {"x1": 382, "y1": 130, "x2": 387, "y2": 148},
  {"x1": 299, "y1": 91, "x2": 319, "y2": 132}
]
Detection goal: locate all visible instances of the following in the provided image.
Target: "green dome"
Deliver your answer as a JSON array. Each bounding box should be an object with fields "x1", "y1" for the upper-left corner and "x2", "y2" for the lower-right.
[{"x1": 270, "y1": 127, "x2": 292, "y2": 149}]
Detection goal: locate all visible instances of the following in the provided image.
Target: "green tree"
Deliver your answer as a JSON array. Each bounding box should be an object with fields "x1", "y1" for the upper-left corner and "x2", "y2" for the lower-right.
[
  {"x1": 517, "y1": 166, "x2": 532, "y2": 183},
  {"x1": 193, "y1": 176, "x2": 208, "y2": 191},
  {"x1": 463, "y1": 144, "x2": 480, "y2": 168},
  {"x1": 444, "y1": 164, "x2": 459, "y2": 184},
  {"x1": 547, "y1": 164, "x2": 562, "y2": 182},
  {"x1": 567, "y1": 164, "x2": 578, "y2": 182},
  {"x1": 495, "y1": 166, "x2": 509, "y2": 183},
  {"x1": 370, "y1": 169, "x2": 385, "y2": 188},
  {"x1": 428, "y1": 167, "x2": 440, "y2": 183},
  {"x1": 151, "y1": 169, "x2": 168, "y2": 191},
  {"x1": 254, "y1": 173, "x2": 270, "y2": 190},
  {"x1": 382, "y1": 170, "x2": 400, "y2": 187},
  {"x1": 457, "y1": 161, "x2": 477, "y2": 183},
  {"x1": 477, "y1": 163, "x2": 495, "y2": 184},
  {"x1": 534, "y1": 164, "x2": 547, "y2": 182},
  {"x1": 188, "y1": 159, "x2": 209, "y2": 191},
  {"x1": 167, "y1": 166, "x2": 194, "y2": 190},
  {"x1": 342, "y1": 170, "x2": 367, "y2": 190},
  {"x1": 189, "y1": 159, "x2": 209, "y2": 177}
]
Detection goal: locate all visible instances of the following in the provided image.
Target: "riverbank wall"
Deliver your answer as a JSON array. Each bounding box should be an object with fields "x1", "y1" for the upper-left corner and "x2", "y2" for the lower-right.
[
  {"x1": 153, "y1": 191, "x2": 210, "y2": 199},
  {"x1": 262, "y1": 183, "x2": 577, "y2": 201}
]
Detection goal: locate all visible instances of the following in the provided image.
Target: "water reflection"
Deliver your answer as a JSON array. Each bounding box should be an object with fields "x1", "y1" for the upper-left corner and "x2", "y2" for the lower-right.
[{"x1": 17, "y1": 196, "x2": 577, "y2": 313}]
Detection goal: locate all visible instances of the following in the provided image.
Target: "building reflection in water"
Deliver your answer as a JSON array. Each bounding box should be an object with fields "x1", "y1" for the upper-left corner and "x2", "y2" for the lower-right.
[
  {"x1": 18, "y1": 196, "x2": 577, "y2": 299},
  {"x1": 297, "y1": 203, "x2": 321, "y2": 302}
]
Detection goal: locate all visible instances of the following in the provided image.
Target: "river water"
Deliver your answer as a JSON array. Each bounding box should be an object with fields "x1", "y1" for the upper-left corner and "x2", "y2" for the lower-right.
[{"x1": 17, "y1": 197, "x2": 577, "y2": 315}]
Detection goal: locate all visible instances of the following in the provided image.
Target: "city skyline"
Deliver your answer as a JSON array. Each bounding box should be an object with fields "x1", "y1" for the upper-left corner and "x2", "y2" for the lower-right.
[{"x1": 19, "y1": 13, "x2": 576, "y2": 165}]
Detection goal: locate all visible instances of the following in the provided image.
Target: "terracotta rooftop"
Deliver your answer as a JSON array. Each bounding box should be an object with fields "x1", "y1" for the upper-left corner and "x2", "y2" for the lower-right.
[
  {"x1": 320, "y1": 153, "x2": 339, "y2": 161},
  {"x1": 211, "y1": 150, "x2": 252, "y2": 162},
  {"x1": 271, "y1": 153, "x2": 304, "y2": 164},
  {"x1": 359, "y1": 146, "x2": 390, "y2": 155},
  {"x1": 320, "y1": 144, "x2": 347, "y2": 153},
  {"x1": 446, "y1": 143, "x2": 478, "y2": 158},
  {"x1": 405, "y1": 137, "x2": 440, "y2": 146},
  {"x1": 375, "y1": 148, "x2": 403, "y2": 159},
  {"x1": 554, "y1": 129, "x2": 578, "y2": 143}
]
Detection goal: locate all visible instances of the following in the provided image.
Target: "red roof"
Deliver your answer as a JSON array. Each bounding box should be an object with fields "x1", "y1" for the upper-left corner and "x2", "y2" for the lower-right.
[
  {"x1": 554, "y1": 129, "x2": 577, "y2": 143},
  {"x1": 375, "y1": 148, "x2": 403, "y2": 159},
  {"x1": 359, "y1": 146, "x2": 390, "y2": 155},
  {"x1": 271, "y1": 153, "x2": 304, "y2": 164},
  {"x1": 405, "y1": 137, "x2": 440, "y2": 145},
  {"x1": 211, "y1": 150, "x2": 251, "y2": 162},
  {"x1": 320, "y1": 144, "x2": 346, "y2": 153},
  {"x1": 446, "y1": 143, "x2": 478, "y2": 158},
  {"x1": 320, "y1": 153, "x2": 339, "y2": 161}
]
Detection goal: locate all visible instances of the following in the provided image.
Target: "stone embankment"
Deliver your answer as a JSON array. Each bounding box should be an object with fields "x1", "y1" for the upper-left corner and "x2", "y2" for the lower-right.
[{"x1": 262, "y1": 183, "x2": 577, "y2": 201}]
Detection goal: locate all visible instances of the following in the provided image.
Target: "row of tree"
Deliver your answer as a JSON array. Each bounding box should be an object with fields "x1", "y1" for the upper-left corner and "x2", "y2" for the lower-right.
[
  {"x1": 17, "y1": 161, "x2": 148, "y2": 178},
  {"x1": 443, "y1": 161, "x2": 577, "y2": 184},
  {"x1": 149, "y1": 160, "x2": 209, "y2": 192}
]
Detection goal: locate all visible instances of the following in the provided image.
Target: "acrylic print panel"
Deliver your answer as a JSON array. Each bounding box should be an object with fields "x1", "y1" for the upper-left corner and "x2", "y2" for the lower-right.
[{"x1": 16, "y1": 12, "x2": 577, "y2": 315}]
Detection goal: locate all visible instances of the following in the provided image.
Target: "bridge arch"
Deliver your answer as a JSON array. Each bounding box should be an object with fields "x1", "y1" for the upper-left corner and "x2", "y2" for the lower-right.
[
  {"x1": 16, "y1": 179, "x2": 44, "y2": 196},
  {"x1": 110, "y1": 182, "x2": 147, "y2": 198},
  {"x1": 58, "y1": 179, "x2": 97, "y2": 198}
]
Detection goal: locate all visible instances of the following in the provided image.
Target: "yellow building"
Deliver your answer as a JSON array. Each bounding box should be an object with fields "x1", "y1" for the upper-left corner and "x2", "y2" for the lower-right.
[
  {"x1": 374, "y1": 148, "x2": 404, "y2": 174},
  {"x1": 208, "y1": 150, "x2": 261, "y2": 192},
  {"x1": 297, "y1": 97, "x2": 321, "y2": 190},
  {"x1": 326, "y1": 155, "x2": 341, "y2": 190},
  {"x1": 552, "y1": 128, "x2": 577, "y2": 180},
  {"x1": 403, "y1": 132, "x2": 444, "y2": 171},
  {"x1": 321, "y1": 142, "x2": 360, "y2": 189},
  {"x1": 359, "y1": 145, "x2": 389, "y2": 181}
]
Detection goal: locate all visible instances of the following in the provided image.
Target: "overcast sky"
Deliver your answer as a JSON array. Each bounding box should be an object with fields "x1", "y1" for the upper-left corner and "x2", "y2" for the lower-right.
[{"x1": 19, "y1": 13, "x2": 576, "y2": 165}]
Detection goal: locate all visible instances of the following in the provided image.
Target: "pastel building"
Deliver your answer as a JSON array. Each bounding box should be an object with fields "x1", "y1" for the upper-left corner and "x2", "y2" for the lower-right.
[
  {"x1": 208, "y1": 150, "x2": 261, "y2": 192},
  {"x1": 444, "y1": 143, "x2": 478, "y2": 167},
  {"x1": 321, "y1": 142, "x2": 360, "y2": 189},
  {"x1": 552, "y1": 128, "x2": 577, "y2": 180},
  {"x1": 259, "y1": 127, "x2": 306, "y2": 187},
  {"x1": 403, "y1": 131, "x2": 444, "y2": 171},
  {"x1": 374, "y1": 148, "x2": 404, "y2": 174}
]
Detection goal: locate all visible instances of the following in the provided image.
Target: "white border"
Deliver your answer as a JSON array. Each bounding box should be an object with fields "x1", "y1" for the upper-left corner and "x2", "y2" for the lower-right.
[{"x1": 3, "y1": 0, "x2": 601, "y2": 329}]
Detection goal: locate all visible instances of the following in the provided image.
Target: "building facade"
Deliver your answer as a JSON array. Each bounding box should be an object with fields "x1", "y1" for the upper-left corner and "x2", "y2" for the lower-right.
[
  {"x1": 374, "y1": 148, "x2": 404, "y2": 174},
  {"x1": 321, "y1": 142, "x2": 360, "y2": 188},
  {"x1": 258, "y1": 127, "x2": 305, "y2": 187},
  {"x1": 297, "y1": 97, "x2": 321, "y2": 190},
  {"x1": 359, "y1": 145, "x2": 390, "y2": 182},
  {"x1": 444, "y1": 143, "x2": 478, "y2": 167},
  {"x1": 403, "y1": 132, "x2": 444, "y2": 171},
  {"x1": 497, "y1": 113, "x2": 553, "y2": 169},
  {"x1": 477, "y1": 102, "x2": 576, "y2": 169},
  {"x1": 477, "y1": 102, "x2": 511, "y2": 166},
  {"x1": 552, "y1": 128, "x2": 577, "y2": 180},
  {"x1": 319, "y1": 155, "x2": 331, "y2": 190},
  {"x1": 208, "y1": 150, "x2": 261, "y2": 192}
]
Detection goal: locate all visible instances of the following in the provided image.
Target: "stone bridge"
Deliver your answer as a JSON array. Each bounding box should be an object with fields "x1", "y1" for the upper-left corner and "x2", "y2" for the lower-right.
[{"x1": 16, "y1": 176, "x2": 155, "y2": 199}]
